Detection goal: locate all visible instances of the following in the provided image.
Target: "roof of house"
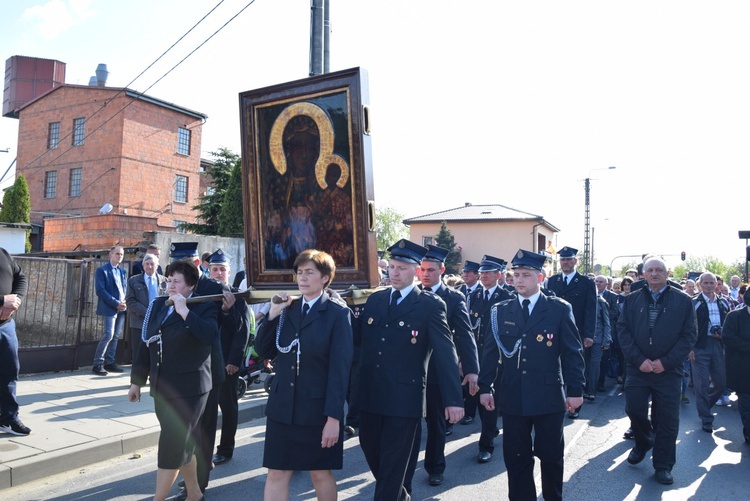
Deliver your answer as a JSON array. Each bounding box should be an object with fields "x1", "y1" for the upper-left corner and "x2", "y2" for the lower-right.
[{"x1": 403, "y1": 203, "x2": 560, "y2": 232}]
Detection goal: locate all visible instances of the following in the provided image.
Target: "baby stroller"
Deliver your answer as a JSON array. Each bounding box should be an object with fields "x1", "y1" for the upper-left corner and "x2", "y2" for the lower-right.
[{"x1": 236, "y1": 341, "x2": 274, "y2": 399}]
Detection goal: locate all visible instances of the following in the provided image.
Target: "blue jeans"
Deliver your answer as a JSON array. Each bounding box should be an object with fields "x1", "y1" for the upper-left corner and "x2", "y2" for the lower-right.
[
  {"x1": 93, "y1": 312, "x2": 125, "y2": 366},
  {"x1": 0, "y1": 320, "x2": 20, "y2": 421}
]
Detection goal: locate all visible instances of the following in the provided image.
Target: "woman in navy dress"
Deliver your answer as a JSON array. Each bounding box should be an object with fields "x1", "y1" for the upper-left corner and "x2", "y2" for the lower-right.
[
  {"x1": 128, "y1": 260, "x2": 218, "y2": 501},
  {"x1": 255, "y1": 249, "x2": 353, "y2": 501}
]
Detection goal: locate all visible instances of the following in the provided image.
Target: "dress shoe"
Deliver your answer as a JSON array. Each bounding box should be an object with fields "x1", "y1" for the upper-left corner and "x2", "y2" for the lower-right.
[
  {"x1": 567, "y1": 410, "x2": 579, "y2": 419},
  {"x1": 477, "y1": 451, "x2": 492, "y2": 463},
  {"x1": 743, "y1": 428, "x2": 750, "y2": 444},
  {"x1": 212, "y1": 453, "x2": 231, "y2": 465},
  {"x1": 445, "y1": 424, "x2": 453, "y2": 436},
  {"x1": 91, "y1": 365, "x2": 108, "y2": 376},
  {"x1": 702, "y1": 422, "x2": 713, "y2": 433},
  {"x1": 344, "y1": 425, "x2": 356, "y2": 436},
  {"x1": 428, "y1": 473, "x2": 444, "y2": 486},
  {"x1": 623, "y1": 428, "x2": 634, "y2": 440},
  {"x1": 460, "y1": 416, "x2": 474, "y2": 425},
  {"x1": 655, "y1": 469, "x2": 674, "y2": 485},
  {"x1": 103, "y1": 363, "x2": 124, "y2": 373},
  {"x1": 627, "y1": 446, "x2": 650, "y2": 465}
]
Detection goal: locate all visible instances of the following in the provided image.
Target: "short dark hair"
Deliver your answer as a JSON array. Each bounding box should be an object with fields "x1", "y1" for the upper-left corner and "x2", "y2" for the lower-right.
[
  {"x1": 621, "y1": 276, "x2": 634, "y2": 287},
  {"x1": 165, "y1": 260, "x2": 200, "y2": 287},
  {"x1": 294, "y1": 249, "x2": 336, "y2": 287},
  {"x1": 201, "y1": 251, "x2": 212, "y2": 262}
]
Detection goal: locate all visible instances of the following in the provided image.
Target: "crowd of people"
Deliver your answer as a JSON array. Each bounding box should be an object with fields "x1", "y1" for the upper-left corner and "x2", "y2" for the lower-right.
[{"x1": 3, "y1": 241, "x2": 750, "y2": 500}]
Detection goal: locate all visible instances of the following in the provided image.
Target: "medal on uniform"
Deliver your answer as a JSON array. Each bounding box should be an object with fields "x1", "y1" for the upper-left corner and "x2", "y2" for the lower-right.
[
  {"x1": 536, "y1": 334, "x2": 544, "y2": 342},
  {"x1": 547, "y1": 333, "x2": 554, "y2": 347},
  {"x1": 411, "y1": 330, "x2": 419, "y2": 344},
  {"x1": 367, "y1": 317, "x2": 373, "y2": 325}
]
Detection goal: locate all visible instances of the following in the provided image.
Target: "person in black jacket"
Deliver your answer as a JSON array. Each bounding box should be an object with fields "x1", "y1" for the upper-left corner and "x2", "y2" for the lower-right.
[
  {"x1": 617, "y1": 256, "x2": 697, "y2": 486},
  {"x1": 128, "y1": 260, "x2": 219, "y2": 501},
  {"x1": 722, "y1": 289, "x2": 750, "y2": 443},
  {"x1": 255, "y1": 249, "x2": 353, "y2": 500}
]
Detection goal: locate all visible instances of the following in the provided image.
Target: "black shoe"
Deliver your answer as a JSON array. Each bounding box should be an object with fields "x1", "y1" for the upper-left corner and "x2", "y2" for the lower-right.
[
  {"x1": 477, "y1": 451, "x2": 492, "y2": 463},
  {"x1": 702, "y1": 422, "x2": 713, "y2": 433},
  {"x1": 344, "y1": 425, "x2": 356, "y2": 436},
  {"x1": 623, "y1": 428, "x2": 634, "y2": 440},
  {"x1": 169, "y1": 488, "x2": 187, "y2": 501},
  {"x1": 92, "y1": 365, "x2": 108, "y2": 376},
  {"x1": 103, "y1": 363, "x2": 124, "y2": 373},
  {"x1": 567, "y1": 410, "x2": 579, "y2": 419},
  {"x1": 178, "y1": 480, "x2": 185, "y2": 488},
  {"x1": 744, "y1": 428, "x2": 750, "y2": 444},
  {"x1": 428, "y1": 473, "x2": 444, "y2": 486},
  {"x1": 655, "y1": 469, "x2": 674, "y2": 485},
  {"x1": 460, "y1": 416, "x2": 474, "y2": 425},
  {"x1": 627, "y1": 446, "x2": 650, "y2": 465},
  {"x1": 588, "y1": 395, "x2": 596, "y2": 402},
  {"x1": 0, "y1": 418, "x2": 31, "y2": 436},
  {"x1": 445, "y1": 424, "x2": 453, "y2": 436},
  {"x1": 212, "y1": 453, "x2": 231, "y2": 465}
]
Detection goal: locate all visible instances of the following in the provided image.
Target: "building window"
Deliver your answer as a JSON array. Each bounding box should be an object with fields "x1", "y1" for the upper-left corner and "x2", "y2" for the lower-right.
[
  {"x1": 174, "y1": 175, "x2": 188, "y2": 203},
  {"x1": 422, "y1": 236, "x2": 434, "y2": 247},
  {"x1": 69, "y1": 167, "x2": 82, "y2": 197},
  {"x1": 48, "y1": 122, "x2": 60, "y2": 149},
  {"x1": 177, "y1": 127, "x2": 191, "y2": 155},
  {"x1": 173, "y1": 220, "x2": 186, "y2": 233},
  {"x1": 45, "y1": 171, "x2": 57, "y2": 198},
  {"x1": 72, "y1": 118, "x2": 85, "y2": 146}
]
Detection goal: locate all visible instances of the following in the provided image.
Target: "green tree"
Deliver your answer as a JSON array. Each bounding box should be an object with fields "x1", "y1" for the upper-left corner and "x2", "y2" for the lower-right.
[
  {"x1": 434, "y1": 221, "x2": 462, "y2": 275},
  {"x1": 180, "y1": 147, "x2": 240, "y2": 235},
  {"x1": 217, "y1": 162, "x2": 244, "y2": 237},
  {"x1": 374, "y1": 206, "x2": 409, "y2": 252},
  {"x1": 0, "y1": 175, "x2": 31, "y2": 251}
]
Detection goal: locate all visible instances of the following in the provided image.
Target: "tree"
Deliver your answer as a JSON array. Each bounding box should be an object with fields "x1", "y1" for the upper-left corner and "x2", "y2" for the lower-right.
[
  {"x1": 217, "y1": 162, "x2": 244, "y2": 237},
  {"x1": 374, "y1": 206, "x2": 409, "y2": 252},
  {"x1": 180, "y1": 147, "x2": 240, "y2": 235},
  {"x1": 0, "y1": 175, "x2": 31, "y2": 251},
  {"x1": 434, "y1": 221, "x2": 462, "y2": 275}
]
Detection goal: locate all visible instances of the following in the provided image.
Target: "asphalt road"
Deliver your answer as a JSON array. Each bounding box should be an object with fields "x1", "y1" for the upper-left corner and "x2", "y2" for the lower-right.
[{"x1": 5, "y1": 385, "x2": 750, "y2": 500}]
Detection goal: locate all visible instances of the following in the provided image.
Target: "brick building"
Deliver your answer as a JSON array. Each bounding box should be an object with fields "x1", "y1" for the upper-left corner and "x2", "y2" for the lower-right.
[{"x1": 15, "y1": 83, "x2": 208, "y2": 251}]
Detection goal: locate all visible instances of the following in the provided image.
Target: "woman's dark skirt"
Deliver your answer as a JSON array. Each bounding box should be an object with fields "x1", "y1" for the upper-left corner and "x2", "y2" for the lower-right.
[
  {"x1": 154, "y1": 391, "x2": 209, "y2": 469},
  {"x1": 263, "y1": 417, "x2": 344, "y2": 471}
]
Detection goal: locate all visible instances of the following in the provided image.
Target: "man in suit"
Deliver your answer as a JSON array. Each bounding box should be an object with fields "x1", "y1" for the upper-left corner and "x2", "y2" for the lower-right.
[
  {"x1": 595, "y1": 275, "x2": 619, "y2": 392},
  {"x1": 355, "y1": 239, "x2": 464, "y2": 501},
  {"x1": 468, "y1": 255, "x2": 514, "y2": 462},
  {"x1": 231, "y1": 257, "x2": 246, "y2": 289},
  {"x1": 131, "y1": 244, "x2": 163, "y2": 276},
  {"x1": 405, "y1": 245, "x2": 479, "y2": 488},
  {"x1": 546, "y1": 246, "x2": 596, "y2": 418},
  {"x1": 479, "y1": 249, "x2": 585, "y2": 501},
  {"x1": 92, "y1": 245, "x2": 128, "y2": 376},
  {"x1": 125, "y1": 253, "x2": 166, "y2": 361}
]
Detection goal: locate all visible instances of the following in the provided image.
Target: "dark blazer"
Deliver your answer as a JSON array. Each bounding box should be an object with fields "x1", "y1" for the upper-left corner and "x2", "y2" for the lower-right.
[
  {"x1": 618, "y1": 286, "x2": 697, "y2": 375},
  {"x1": 469, "y1": 286, "x2": 515, "y2": 353},
  {"x1": 692, "y1": 293, "x2": 730, "y2": 350},
  {"x1": 232, "y1": 270, "x2": 246, "y2": 289},
  {"x1": 722, "y1": 307, "x2": 750, "y2": 393},
  {"x1": 600, "y1": 289, "x2": 619, "y2": 328},
  {"x1": 220, "y1": 287, "x2": 251, "y2": 368},
  {"x1": 426, "y1": 284, "x2": 479, "y2": 382},
  {"x1": 478, "y1": 294, "x2": 585, "y2": 415},
  {"x1": 255, "y1": 292, "x2": 353, "y2": 425},
  {"x1": 547, "y1": 272, "x2": 597, "y2": 342},
  {"x1": 125, "y1": 272, "x2": 167, "y2": 330},
  {"x1": 197, "y1": 275, "x2": 230, "y2": 387},
  {"x1": 95, "y1": 263, "x2": 127, "y2": 316},
  {"x1": 131, "y1": 296, "x2": 219, "y2": 400},
  {"x1": 354, "y1": 287, "x2": 463, "y2": 418}
]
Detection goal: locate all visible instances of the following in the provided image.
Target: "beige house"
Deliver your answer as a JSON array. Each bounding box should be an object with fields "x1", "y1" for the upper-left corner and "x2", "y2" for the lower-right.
[{"x1": 404, "y1": 203, "x2": 560, "y2": 266}]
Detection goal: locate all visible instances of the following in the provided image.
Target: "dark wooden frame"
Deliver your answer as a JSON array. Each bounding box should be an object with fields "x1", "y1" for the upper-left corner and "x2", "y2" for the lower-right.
[{"x1": 239, "y1": 67, "x2": 378, "y2": 289}]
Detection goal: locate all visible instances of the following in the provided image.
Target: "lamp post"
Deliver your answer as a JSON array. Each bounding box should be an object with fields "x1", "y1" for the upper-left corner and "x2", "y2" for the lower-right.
[{"x1": 583, "y1": 166, "x2": 616, "y2": 274}]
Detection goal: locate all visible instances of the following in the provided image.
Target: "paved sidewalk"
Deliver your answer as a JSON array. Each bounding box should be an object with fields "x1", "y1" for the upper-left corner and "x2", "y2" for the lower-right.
[{"x1": 0, "y1": 367, "x2": 268, "y2": 490}]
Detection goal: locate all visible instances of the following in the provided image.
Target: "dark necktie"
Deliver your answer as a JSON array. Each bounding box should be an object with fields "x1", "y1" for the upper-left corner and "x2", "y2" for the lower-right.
[
  {"x1": 484, "y1": 289, "x2": 490, "y2": 303},
  {"x1": 563, "y1": 276, "x2": 569, "y2": 287},
  {"x1": 302, "y1": 303, "x2": 310, "y2": 316},
  {"x1": 391, "y1": 290, "x2": 401, "y2": 306},
  {"x1": 522, "y1": 299, "x2": 530, "y2": 321}
]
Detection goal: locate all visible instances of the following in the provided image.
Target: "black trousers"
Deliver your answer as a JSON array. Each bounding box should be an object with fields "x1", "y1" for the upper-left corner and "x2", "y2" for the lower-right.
[
  {"x1": 479, "y1": 370, "x2": 502, "y2": 453},
  {"x1": 216, "y1": 373, "x2": 239, "y2": 457},
  {"x1": 359, "y1": 410, "x2": 419, "y2": 501},
  {"x1": 624, "y1": 369, "x2": 681, "y2": 471},
  {"x1": 196, "y1": 385, "x2": 219, "y2": 490},
  {"x1": 404, "y1": 383, "x2": 446, "y2": 491},
  {"x1": 502, "y1": 412, "x2": 565, "y2": 501}
]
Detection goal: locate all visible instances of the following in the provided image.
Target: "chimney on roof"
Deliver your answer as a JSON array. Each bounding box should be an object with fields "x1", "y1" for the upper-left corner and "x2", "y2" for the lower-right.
[
  {"x1": 95, "y1": 64, "x2": 108, "y2": 87},
  {"x1": 465, "y1": 202, "x2": 472, "y2": 207}
]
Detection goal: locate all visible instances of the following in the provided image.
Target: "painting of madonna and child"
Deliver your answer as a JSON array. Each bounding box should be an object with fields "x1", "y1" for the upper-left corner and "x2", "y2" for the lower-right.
[{"x1": 240, "y1": 67, "x2": 379, "y2": 290}]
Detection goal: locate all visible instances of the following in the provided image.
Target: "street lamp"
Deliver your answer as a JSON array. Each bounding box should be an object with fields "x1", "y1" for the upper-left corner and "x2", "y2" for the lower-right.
[{"x1": 583, "y1": 166, "x2": 616, "y2": 274}]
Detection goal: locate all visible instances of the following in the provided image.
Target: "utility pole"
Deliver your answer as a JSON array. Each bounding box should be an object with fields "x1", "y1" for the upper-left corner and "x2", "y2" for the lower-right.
[{"x1": 309, "y1": 0, "x2": 330, "y2": 76}]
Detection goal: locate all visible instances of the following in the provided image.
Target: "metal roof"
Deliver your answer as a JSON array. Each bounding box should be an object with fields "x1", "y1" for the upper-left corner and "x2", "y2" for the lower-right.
[{"x1": 403, "y1": 203, "x2": 560, "y2": 231}]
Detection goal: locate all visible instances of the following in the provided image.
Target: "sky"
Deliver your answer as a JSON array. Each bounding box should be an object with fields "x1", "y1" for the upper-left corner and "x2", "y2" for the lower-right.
[{"x1": 2, "y1": 0, "x2": 749, "y2": 271}]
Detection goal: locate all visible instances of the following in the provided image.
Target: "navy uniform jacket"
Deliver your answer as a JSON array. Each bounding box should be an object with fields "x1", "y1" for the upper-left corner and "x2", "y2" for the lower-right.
[
  {"x1": 478, "y1": 294, "x2": 585, "y2": 416},
  {"x1": 197, "y1": 275, "x2": 230, "y2": 387},
  {"x1": 425, "y1": 285, "x2": 479, "y2": 384},
  {"x1": 469, "y1": 286, "x2": 515, "y2": 353},
  {"x1": 255, "y1": 293, "x2": 353, "y2": 426},
  {"x1": 354, "y1": 287, "x2": 463, "y2": 418},
  {"x1": 547, "y1": 272, "x2": 597, "y2": 342},
  {"x1": 131, "y1": 296, "x2": 219, "y2": 400},
  {"x1": 219, "y1": 287, "x2": 251, "y2": 368}
]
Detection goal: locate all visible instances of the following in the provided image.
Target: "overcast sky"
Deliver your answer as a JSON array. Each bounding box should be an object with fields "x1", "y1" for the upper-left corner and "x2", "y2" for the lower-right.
[{"x1": 2, "y1": 0, "x2": 749, "y2": 270}]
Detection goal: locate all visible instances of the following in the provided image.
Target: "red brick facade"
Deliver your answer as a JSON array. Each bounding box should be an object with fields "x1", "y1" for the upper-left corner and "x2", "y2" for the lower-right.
[
  {"x1": 43, "y1": 214, "x2": 169, "y2": 252},
  {"x1": 15, "y1": 84, "x2": 207, "y2": 251}
]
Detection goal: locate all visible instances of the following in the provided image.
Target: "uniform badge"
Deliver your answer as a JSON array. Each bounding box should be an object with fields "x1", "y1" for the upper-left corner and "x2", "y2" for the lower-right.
[
  {"x1": 536, "y1": 334, "x2": 544, "y2": 342},
  {"x1": 547, "y1": 341, "x2": 553, "y2": 347},
  {"x1": 474, "y1": 312, "x2": 479, "y2": 318},
  {"x1": 367, "y1": 317, "x2": 373, "y2": 325},
  {"x1": 411, "y1": 330, "x2": 419, "y2": 344},
  {"x1": 399, "y1": 321, "x2": 405, "y2": 327}
]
